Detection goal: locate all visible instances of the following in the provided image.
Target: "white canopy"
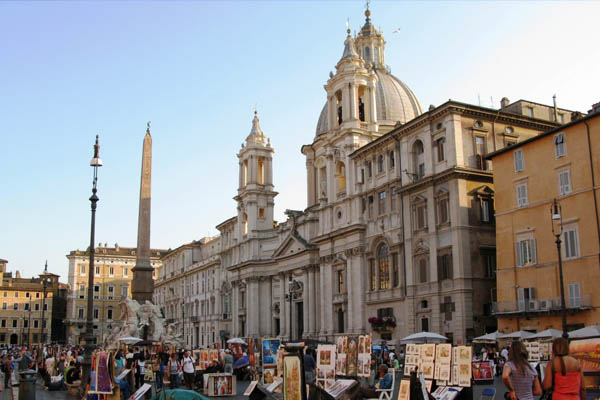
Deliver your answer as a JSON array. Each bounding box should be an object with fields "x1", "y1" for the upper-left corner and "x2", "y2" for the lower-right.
[
  {"x1": 568, "y1": 325, "x2": 600, "y2": 339},
  {"x1": 528, "y1": 329, "x2": 563, "y2": 340},
  {"x1": 118, "y1": 337, "x2": 143, "y2": 344},
  {"x1": 473, "y1": 331, "x2": 502, "y2": 343},
  {"x1": 499, "y1": 331, "x2": 535, "y2": 340},
  {"x1": 226, "y1": 337, "x2": 248, "y2": 345},
  {"x1": 400, "y1": 332, "x2": 448, "y2": 343}
]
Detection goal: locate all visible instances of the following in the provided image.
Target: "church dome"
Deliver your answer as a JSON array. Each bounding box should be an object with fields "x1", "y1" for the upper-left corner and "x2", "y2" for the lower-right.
[{"x1": 315, "y1": 69, "x2": 422, "y2": 136}]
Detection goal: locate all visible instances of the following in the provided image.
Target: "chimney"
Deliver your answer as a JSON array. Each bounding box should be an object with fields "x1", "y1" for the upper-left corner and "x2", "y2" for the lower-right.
[
  {"x1": 500, "y1": 97, "x2": 510, "y2": 108},
  {"x1": 589, "y1": 102, "x2": 600, "y2": 114},
  {"x1": 571, "y1": 111, "x2": 584, "y2": 121},
  {"x1": 15, "y1": 270, "x2": 20, "y2": 279},
  {"x1": 115, "y1": 243, "x2": 119, "y2": 251}
]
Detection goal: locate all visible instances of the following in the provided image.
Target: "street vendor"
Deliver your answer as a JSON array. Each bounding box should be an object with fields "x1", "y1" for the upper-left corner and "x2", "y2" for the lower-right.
[{"x1": 351, "y1": 364, "x2": 393, "y2": 399}]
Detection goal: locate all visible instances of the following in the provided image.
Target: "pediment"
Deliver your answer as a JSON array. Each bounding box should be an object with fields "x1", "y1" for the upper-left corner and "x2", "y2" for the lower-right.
[
  {"x1": 273, "y1": 234, "x2": 313, "y2": 259},
  {"x1": 468, "y1": 185, "x2": 494, "y2": 197}
]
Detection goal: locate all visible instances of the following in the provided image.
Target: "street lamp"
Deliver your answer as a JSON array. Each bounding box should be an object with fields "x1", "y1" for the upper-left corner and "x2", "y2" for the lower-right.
[
  {"x1": 182, "y1": 301, "x2": 185, "y2": 348},
  {"x1": 550, "y1": 198, "x2": 569, "y2": 339},
  {"x1": 81, "y1": 135, "x2": 103, "y2": 392}
]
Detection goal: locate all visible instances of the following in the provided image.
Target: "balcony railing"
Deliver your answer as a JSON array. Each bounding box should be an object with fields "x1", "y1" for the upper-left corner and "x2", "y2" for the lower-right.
[{"x1": 493, "y1": 294, "x2": 592, "y2": 315}]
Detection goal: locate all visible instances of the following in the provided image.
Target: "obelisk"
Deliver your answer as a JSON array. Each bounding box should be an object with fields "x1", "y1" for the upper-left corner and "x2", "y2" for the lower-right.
[{"x1": 132, "y1": 122, "x2": 154, "y2": 303}]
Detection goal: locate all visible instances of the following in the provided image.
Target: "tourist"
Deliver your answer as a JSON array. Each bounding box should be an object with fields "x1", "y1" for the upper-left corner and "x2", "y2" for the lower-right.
[
  {"x1": 182, "y1": 350, "x2": 196, "y2": 390},
  {"x1": 2, "y1": 355, "x2": 12, "y2": 389},
  {"x1": 502, "y1": 341, "x2": 542, "y2": 400},
  {"x1": 168, "y1": 353, "x2": 181, "y2": 389},
  {"x1": 114, "y1": 351, "x2": 124, "y2": 378},
  {"x1": 542, "y1": 337, "x2": 585, "y2": 400},
  {"x1": 303, "y1": 347, "x2": 315, "y2": 384},
  {"x1": 66, "y1": 362, "x2": 81, "y2": 384},
  {"x1": 134, "y1": 353, "x2": 146, "y2": 389},
  {"x1": 351, "y1": 364, "x2": 393, "y2": 399}
]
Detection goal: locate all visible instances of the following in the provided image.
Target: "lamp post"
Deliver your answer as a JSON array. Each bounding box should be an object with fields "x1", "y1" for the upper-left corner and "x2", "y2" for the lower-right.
[
  {"x1": 182, "y1": 300, "x2": 185, "y2": 348},
  {"x1": 550, "y1": 198, "x2": 569, "y2": 339},
  {"x1": 27, "y1": 296, "x2": 32, "y2": 346},
  {"x1": 81, "y1": 135, "x2": 103, "y2": 392}
]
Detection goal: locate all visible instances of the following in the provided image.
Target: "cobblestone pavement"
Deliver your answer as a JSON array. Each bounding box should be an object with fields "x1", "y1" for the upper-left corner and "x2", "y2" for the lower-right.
[{"x1": 0, "y1": 375, "x2": 504, "y2": 400}]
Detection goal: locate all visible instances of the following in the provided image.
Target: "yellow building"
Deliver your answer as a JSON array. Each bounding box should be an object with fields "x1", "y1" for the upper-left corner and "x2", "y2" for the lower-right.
[
  {"x1": 0, "y1": 259, "x2": 67, "y2": 346},
  {"x1": 65, "y1": 244, "x2": 167, "y2": 344},
  {"x1": 487, "y1": 110, "x2": 600, "y2": 333}
]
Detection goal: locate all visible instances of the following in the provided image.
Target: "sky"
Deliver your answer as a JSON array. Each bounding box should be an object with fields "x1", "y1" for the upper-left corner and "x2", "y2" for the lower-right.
[{"x1": 1, "y1": 0, "x2": 598, "y2": 282}]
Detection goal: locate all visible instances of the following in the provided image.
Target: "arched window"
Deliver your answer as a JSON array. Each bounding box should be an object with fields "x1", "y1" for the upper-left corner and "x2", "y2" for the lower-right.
[
  {"x1": 374, "y1": 47, "x2": 380, "y2": 65},
  {"x1": 413, "y1": 140, "x2": 425, "y2": 179},
  {"x1": 378, "y1": 155, "x2": 384, "y2": 173},
  {"x1": 336, "y1": 162, "x2": 346, "y2": 193},
  {"x1": 378, "y1": 244, "x2": 390, "y2": 289},
  {"x1": 243, "y1": 160, "x2": 248, "y2": 186},
  {"x1": 364, "y1": 47, "x2": 371, "y2": 62},
  {"x1": 389, "y1": 151, "x2": 395, "y2": 169}
]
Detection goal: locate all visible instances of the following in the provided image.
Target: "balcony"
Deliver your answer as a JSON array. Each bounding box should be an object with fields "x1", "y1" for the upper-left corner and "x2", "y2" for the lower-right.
[
  {"x1": 493, "y1": 295, "x2": 592, "y2": 316},
  {"x1": 190, "y1": 316, "x2": 200, "y2": 322}
]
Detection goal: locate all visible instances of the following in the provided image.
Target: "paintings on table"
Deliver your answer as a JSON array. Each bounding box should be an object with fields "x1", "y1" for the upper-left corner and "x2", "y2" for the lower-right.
[{"x1": 283, "y1": 355, "x2": 305, "y2": 400}]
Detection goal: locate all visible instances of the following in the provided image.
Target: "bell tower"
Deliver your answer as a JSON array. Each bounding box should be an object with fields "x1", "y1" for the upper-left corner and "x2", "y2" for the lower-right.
[{"x1": 235, "y1": 112, "x2": 277, "y2": 240}]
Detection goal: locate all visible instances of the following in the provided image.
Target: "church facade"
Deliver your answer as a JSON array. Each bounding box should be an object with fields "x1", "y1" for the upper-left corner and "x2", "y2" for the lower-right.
[{"x1": 154, "y1": 9, "x2": 566, "y2": 347}]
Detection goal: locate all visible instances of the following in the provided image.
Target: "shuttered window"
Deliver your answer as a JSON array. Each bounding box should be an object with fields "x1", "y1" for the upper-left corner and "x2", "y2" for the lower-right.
[
  {"x1": 514, "y1": 149, "x2": 524, "y2": 172},
  {"x1": 558, "y1": 170, "x2": 571, "y2": 195},
  {"x1": 517, "y1": 184, "x2": 528, "y2": 207},
  {"x1": 568, "y1": 283, "x2": 581, "y2": 307},
  {"x1": 516, "y1": 238, "x2": 537, "y2": 267},
  {"x1": 564, "y1": 229, "x2": 579, "y2": 259},
  {"x1": 555, "y1": 133, "x2": 566, "y2": 158}
]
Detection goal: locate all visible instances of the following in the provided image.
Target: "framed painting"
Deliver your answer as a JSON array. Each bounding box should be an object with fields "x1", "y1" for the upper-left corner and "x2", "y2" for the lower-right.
[
  {"x1": 263, "y1": 367, "x2": 276, "y2": 384},
  {"x1": 346, "y1": 336, "x2": 358, "y2": 376},
  {"x1": 262, "y1": 338, "x2": 280, "y2": 366},
  {"x1": 283, "y1": 354, "x2": 306, "y2": 400},
  {"x1": 397, "y1": 379, "x2": 411, "y2": 400}
]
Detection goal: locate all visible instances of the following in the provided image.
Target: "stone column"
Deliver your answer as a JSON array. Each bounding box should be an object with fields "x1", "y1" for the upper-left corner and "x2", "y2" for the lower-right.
[
  {"x1": 348, "y1": 249, "x2": 366, "y2": 333},
  {"x1": 346, "y1": 257, "x2": 354, "y2": 332},
  {"x1": 368, "y1": 84, "x2": 377, "y2": 125},
  {"x1": 323, "y1": 264, "x2": 334, "y2": 336},
  {"x1": 239, "y1": 162, "x2": 244, "y2": 189},
  {"x1": 279, "y1": 273, "x2": 287, "y2": 339},
  {"x1": 267, "y1": 276, "x2": 273, "y2": 336},
  {"x1": 349, "y1": 83, "x2": 357, "y2": 121},
  {"x1": 308, "y1": 266, "x2": 316, "y2": 335},
  {"x1": 319, "y1": 264, "x2": 327, "y2": 338},
  {"x1": 232, "y1": 282, "x2": 239, "y2": 337},
  {"x1": 303, "y1": 268, "x2": 310, "y2": 339},
  {"x1": 266, "y1": 156, "x2": 273, "y2": 186},
  {"x1": 247, "y1": 278, "x2": 260, "y2": 337},
  {"x1": 306, "y1": 158, "x2": 315, "y2": 207},
  {"x1": 326, "y1": 154, "x2": 335, "y2": 203}
]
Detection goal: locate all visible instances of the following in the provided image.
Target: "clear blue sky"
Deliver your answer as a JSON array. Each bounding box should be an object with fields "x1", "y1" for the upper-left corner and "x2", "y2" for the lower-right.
[{"x1": 1, "y1": 1, "x2": 598, "y2": 282}]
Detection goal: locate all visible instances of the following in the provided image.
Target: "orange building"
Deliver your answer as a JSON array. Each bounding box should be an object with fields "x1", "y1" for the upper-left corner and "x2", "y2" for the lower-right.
[{"x1": 487, "y1": 110, "x2": 600, "y2": 333}]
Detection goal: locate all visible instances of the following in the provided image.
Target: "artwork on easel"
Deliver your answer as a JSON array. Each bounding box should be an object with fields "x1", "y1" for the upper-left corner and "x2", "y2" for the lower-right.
[{"x1": 283, "y1": 354, "x2": 305, "y2": 400}]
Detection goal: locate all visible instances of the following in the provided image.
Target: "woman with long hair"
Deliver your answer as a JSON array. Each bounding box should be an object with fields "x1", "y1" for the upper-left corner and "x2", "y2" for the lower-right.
[
  {"x1": 542, "y1": 337, "x2": 585, "y2": 400},
  {"x1": 502, "y1": 341, "x2": 542, "y2": 400}
]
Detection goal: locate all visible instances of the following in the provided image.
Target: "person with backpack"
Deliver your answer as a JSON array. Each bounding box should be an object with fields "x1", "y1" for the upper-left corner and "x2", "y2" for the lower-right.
[
  {"x1": 168, "y1": 353, "x2": 181, "y2": 389},
  {"x1": 182, "y1": 351, "x2": 196, "y2": 390}
]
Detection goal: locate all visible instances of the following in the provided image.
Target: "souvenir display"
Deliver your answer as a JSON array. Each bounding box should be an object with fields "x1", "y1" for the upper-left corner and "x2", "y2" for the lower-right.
[
  {"x1": 570, "y1": 339, "x2": 600, "y2": 373},
  {"x1": 346, "y1": 336, "x2": 359, "y2": 376},
  {"x1": 357, "y1": 334, "x2": 371, "y2": 378},
  {"x1": 398, "y1": 379, "x2": 411, "y2": 400},
  {"x1": 92, "y1": 351, "x2": 112, "y2": 394},
  {"x1": 193, "y1": 350, "x2": 202, "y2": 369},
  {"x1": 456, "y1": 346, "x2": 471, "y2": 364},
  {"x1": 276, "y1": 347, "x2": 285, "y2": 378},
  {"x1": 436, "y1": 344, "x2": 452, "y2": 364},
  {"x1": 404, "y1": 364, "x2": 417, "y2": 376},
  {"x1": 265, "y1": 379, "x2": 282, "y2": 393},
  {"x1": 421, "y1": 344, "x2": 436, "y2": 362},
  {"x1": 316, "y1": 344, "x2": 337, "y2": 388},
  {"x1": 262, "y1": 338, "x2": 280, "y2": 366},
  {"x1": 458, "y1": 362, "x2": 471, "y2": 387},
  {"x1": 472, "y1": 362, "x2": 494, "y2": 380},
  {"x1": 525, "y1": 341, "x2": 540, "y2": 362},
  {"x1": 263, "y1": 367, "x2": 276, "y2": 384},
  {"x1": 283, "y1": 354, "x2": 305, "y2": 400},
  {"x1": 421, "y1": 361, "x2": 434, "y2": 379},
  {"x1": 325, "y1": 379, "x2": 358, "y2": 399},
  {"x1": 206, "y1": 374, "x2": 235, "y2": 397},
  {"x1": 244, "y1": 380, "x2": 259, "y2": 396},
  {"x1": 407, "y1": 344, "x2": 419, "y2": 355},
  {"x1": 425, "y1": 380, "x2": 433, "y2": 392}
]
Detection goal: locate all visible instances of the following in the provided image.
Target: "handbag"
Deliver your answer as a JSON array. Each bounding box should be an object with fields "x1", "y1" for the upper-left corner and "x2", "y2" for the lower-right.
[{"x1": 540, "y1": 358, "x2": 555, "y2": 400}]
